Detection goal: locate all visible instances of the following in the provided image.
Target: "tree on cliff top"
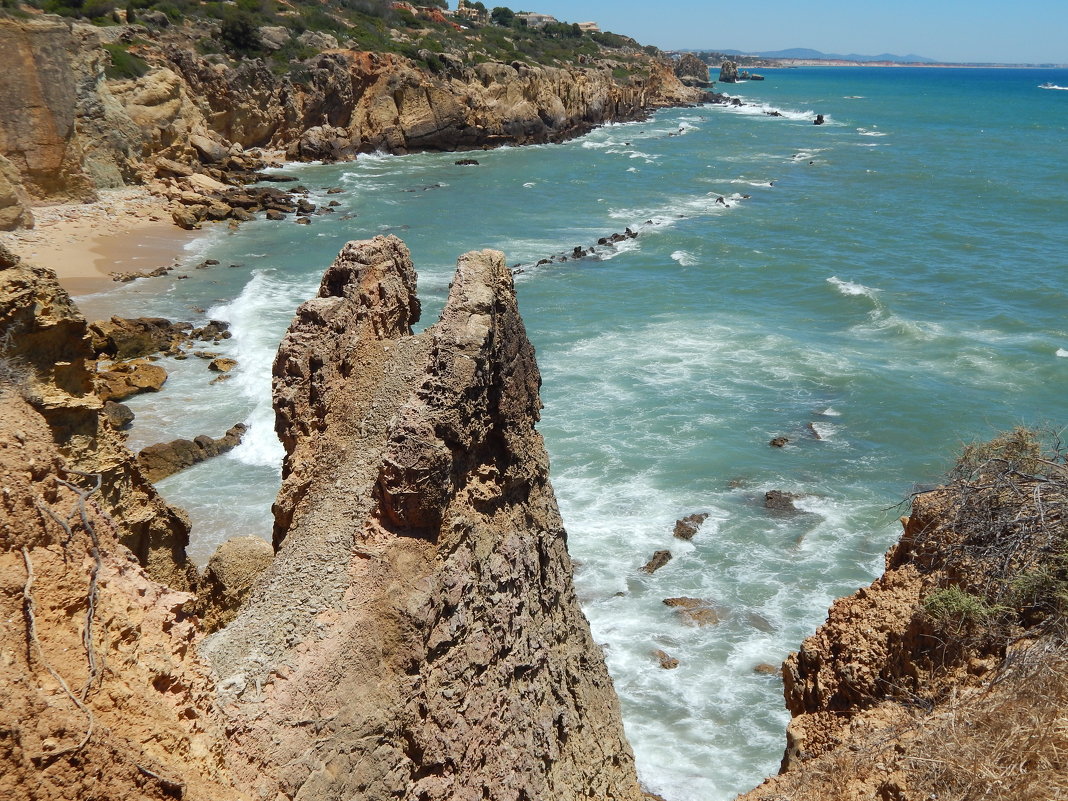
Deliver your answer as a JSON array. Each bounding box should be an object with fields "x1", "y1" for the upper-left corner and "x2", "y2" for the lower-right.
[{"x1": 490, "y1": 5, "x2": 513, "y2": 26}]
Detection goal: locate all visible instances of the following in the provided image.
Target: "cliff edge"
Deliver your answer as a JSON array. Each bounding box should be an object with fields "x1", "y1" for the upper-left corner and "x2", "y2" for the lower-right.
[
  {"x1": 739, "y1": 430, "x2": 1068, "y2": 801},
  {"x1": 202, "y1": 236, "x2": 642, "y2": 800}
]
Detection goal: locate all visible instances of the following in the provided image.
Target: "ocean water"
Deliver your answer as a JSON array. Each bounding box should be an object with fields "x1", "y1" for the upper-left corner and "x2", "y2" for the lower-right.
[{"x1": 76, "y1": 67, "x2": 1068, "y2": 799}]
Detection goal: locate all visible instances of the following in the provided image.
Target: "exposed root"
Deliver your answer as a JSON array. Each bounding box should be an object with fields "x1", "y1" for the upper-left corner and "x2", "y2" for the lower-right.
[{"x1": 21, "y1": 546, "x2": 95, "y2": 764}]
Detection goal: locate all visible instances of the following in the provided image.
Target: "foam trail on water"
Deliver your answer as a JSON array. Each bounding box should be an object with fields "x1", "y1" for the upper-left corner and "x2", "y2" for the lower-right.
[{"x1": 208, "y1": 271, "x2": 318, "y2": 469}]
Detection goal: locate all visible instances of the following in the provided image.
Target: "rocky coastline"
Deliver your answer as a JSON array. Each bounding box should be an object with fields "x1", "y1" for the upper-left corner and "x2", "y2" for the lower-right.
[{"x1": 0, "y1": 14, "x2": 710, "y2": 238}]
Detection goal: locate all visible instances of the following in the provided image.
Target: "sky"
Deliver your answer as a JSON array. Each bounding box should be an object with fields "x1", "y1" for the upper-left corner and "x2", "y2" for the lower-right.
[{"x1": 505, "y1": 1, "x2": 1068, "y2": 65}]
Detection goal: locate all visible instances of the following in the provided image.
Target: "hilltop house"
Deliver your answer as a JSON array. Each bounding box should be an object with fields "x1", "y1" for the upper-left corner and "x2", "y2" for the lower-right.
[
  {"x1": 454, "y1": 0, "x2": 488, "y2": 24},
  {"x1": 576, "y1": 21, "x2": 600, "y2": 33},
  {"x1": 514, "y1": 12, "x2": 559, "y2": 28}
]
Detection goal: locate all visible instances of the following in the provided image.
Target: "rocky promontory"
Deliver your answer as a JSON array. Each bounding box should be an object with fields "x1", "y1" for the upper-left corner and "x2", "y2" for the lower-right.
[
  {"x1": 204, "y1": 236, "x2": 642, "y2": 800},
  {"x1": 0, "y1": 238, "x2": 642, "y2": 799}
]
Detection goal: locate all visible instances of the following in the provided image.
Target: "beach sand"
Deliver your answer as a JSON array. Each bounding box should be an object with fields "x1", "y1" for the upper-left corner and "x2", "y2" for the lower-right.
[{"x1": 0, "y1": 187, "x2": 201, "y2": 296}]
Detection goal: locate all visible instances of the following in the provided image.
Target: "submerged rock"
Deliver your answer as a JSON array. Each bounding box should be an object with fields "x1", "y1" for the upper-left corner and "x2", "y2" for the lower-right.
[{"x1": 641, "y1": 549, "x2": 674, "y2": 573}]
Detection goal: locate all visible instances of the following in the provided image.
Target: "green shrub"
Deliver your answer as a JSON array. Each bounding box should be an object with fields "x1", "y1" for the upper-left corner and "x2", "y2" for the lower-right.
[
  {"x1": 103, "y1": 43, "x2": 151, "y2": 79},
  {"x1": 923, "y1": 585, "x2": 1004, "y2": 632}
]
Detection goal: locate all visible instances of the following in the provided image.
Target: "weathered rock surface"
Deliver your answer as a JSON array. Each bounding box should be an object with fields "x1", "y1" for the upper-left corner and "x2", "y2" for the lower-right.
[
  {"x1": 137, "y1": 422, "x2": 248, "y2": 482},
  {"x1": 203, "y1": 236, "x2": 642, "y2": 801},
  {"x1": 719, "y1": 60, "x2": 739, "y2": 83},
  {"x1": 674, "y1": 53, "x2": 710, "y2": 87},
  {"x1": 0, "y1": 255, "x2": 196, "y2": 590},
  {"x1": 673, "y1": 512, "x2": 708, "y2": 540},
  {"x1": 96, "y1": 359, "x2": 168, "y2": 401},
  {"x1": 0, "y1": 153, "x2": 34, "y2": 230},
  {"x1": 89, "y1": 316, "x2": 192, "y2": 359},
  {"x1": 0, "y1": 389, "x2": 244, "y2": 801},
  {"x1": 195, "y1": 536, "x2": 274, "y2": 634},
  {"x1": 641, "y1": 549, "x2": 673, "y2": 573}
]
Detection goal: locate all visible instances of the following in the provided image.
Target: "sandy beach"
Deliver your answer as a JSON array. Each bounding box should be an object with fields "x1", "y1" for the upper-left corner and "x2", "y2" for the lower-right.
[{"x1": 0, "y1": 187, "x2": 202, "y2": 296}]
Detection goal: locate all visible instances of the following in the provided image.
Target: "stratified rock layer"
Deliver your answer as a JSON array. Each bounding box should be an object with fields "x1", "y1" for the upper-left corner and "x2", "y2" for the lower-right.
[
  {"x1": 0, "y1": 389, "x2": 243, "y2": 801},
  {"x1": 0, "y1": 250, "x2": 196, "y2": 590},
  {"x1": 203, "y1": 236, "x2": 642, "y2": 801}
]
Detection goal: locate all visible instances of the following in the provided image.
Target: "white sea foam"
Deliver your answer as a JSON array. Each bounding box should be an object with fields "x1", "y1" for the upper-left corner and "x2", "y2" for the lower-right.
[
  {"x1": 857, "y1": 128, "x2": 888, "y2": 137},
  {"x1": 809, "y1": 421, "x2": 838, "y2": 441},
  {"x1": 1057, "y1": 348, "x2": 1068, "y2": 358},
  {"x1": 817, "y1": 406, "x2": 842, "y2": 417},
  {"x1": 208, "y1": 271, "x2": 318, "y2": 469},
  {"x1": 671, "y1": 250, "x2": 699, "y2": 266},
  {"x1": 715, "y1": 100, "x2": 820, "y2": 122},
  {"x1": 827, "y1": 276, "x2": 879, "y2": 298}
]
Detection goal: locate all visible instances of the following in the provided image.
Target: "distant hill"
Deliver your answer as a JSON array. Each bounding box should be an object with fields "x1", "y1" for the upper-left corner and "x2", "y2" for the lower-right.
[{"x1": 716, "y1": 47, "x2": 939, "y2": 63}]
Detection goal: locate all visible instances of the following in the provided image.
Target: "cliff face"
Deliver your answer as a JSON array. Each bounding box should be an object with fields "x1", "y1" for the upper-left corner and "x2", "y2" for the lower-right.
[
  {"x1": 203, "y1": 236, "x2": 642, "y2": 801},
  {"x1": 740, "y1": 447, "x2": 1068, "y2": 801},
  {"x1": 0, "y1": 245, "x2": 196, "y2": 590},
  {"x1": 0, "y1": 16, "x2": 703, "y2": 217},
  {"x1": 0, "y1": 383, "x2": 242, "y2": 801}
]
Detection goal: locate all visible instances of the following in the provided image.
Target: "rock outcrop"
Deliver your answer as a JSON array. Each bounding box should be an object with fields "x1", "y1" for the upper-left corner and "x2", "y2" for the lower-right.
[
  {"x1": 137, "y1": 422, "x2": 248, "y2": 482},
  {"x1": 718, "y1": 60, "x2": 739, "y2": 83},
  {"x1": 0, "y1": 247, "x2": 197, "y2": 590},
  {"x1": 0, "y1": 154, "x2": 34, "y2": 230},
  {"x1": 0, "y1": 16, "x2": 705, "y2": 208},
  {"x1": 739, "y1": 440, "x2": 1068, "y2": 801},
  {"x1": 0, "y1": 386, "x2": 244, "y2": 801},
  {"x1": 674, "y1": 53, "x2": 710, "y2": 87},
  {"x1": 203, "y1": 236, "x2": 642, "y2": 801}
]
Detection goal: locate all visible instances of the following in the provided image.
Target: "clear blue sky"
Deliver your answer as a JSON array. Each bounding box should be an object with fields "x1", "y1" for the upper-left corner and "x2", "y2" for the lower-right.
[{"x1": 497, "y1": 1, "x2": 1067, "y2": 64}]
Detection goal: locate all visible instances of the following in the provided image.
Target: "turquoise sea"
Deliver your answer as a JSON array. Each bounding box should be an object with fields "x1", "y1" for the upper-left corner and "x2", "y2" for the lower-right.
[{"x1": 78, "y1": 67, "x2": 1068, "y2": 799}]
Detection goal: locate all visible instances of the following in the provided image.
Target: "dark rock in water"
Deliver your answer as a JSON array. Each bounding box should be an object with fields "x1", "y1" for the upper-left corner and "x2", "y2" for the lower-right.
[
  {"x1": 257, "y1": 172, "x2": 299, "y2": 182},
  {"x1": 673, "y1": 512, "x2": 709, "y2": 540},
  {"x1": 265, "y1": 209, "x2": 286, "y2": 221},
  {"x1": 192, "y1": 320, "x2": 231, "y2": 342},
  {"x1": 455, "y1": 158, "x2": 480, "y2": 166},
  {"x1": 103, "y1": 400, "x2": 134, "y2": 429},
  {"x1": 328, "y1": 200, "x2": 341, "y2": 207},
  {"x1": 765, "y1": 110, "x2": 783, "y2": 117},
  {"x1": 295, "y1": 216, "x2": 311, "y2": 225},
  {"x1": 89, "y1": 317, "x2": 191, "y2": 360},
  {"x1": 296, "y1": 198, "x2": 316, "y2": 214},
  {"x1": 814, "y1": 114, "x2": 825, "y2": 125},
  {"x1": 652, "y1": 649, "x2": 680, "y2": 669},
  {"x1": 663, "y1": 597, "x2": 719, "y2": 626},
  {"x1": 326, "y1": 187, "x2": 344, "y2": 194},
  {"x1": 764, "y1": 490, "x2": 800, "y2": 513},
  {"x1": 137, "y1": 423, "x2": 249, "y2": 483},
  {"x1": 806, "y1": 422, "x2": 822, "y2": 440},
  {"x1": 744, "y1": 611, "x2": 775, "y2": 633},
  {"x1": 769, "y1": 436, "x2": 790, "y2": 448},
  {"x1": 719, "y1": 60, "x2": 739, "y2": 83},
  {"x1": 754, "y1": 663, "x2": 780, "y2": 676},
  {"x1": 641, "y1": 549, "x2": 673, "y2": 574}
]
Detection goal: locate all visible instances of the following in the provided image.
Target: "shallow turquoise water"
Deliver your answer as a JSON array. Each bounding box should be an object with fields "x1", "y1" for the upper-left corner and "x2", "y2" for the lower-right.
[{"x1": 78, "y1": 67, "x2": 1068, "y2": 800}]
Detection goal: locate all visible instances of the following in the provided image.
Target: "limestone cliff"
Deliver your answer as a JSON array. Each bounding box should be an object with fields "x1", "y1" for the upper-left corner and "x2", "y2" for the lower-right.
[
  {"x1": 0, "y1": 244, "x2": 196, "y2": 590},
  {"x1": 202, "y1": 236, "x2": 642, "y2": 801},
  {"x1": 0, "y1": 15, "x2": 704, "y2": 218}
]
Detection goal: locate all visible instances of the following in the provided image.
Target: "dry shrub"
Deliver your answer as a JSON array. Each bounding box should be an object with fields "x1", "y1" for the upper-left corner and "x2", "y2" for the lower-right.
[
  {"x1": 905, "y1": 641, "x2": 1068, "y2": 801},
  {"x1": 913, "y1": 427, "x2": 1068, "y2": 640}
]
